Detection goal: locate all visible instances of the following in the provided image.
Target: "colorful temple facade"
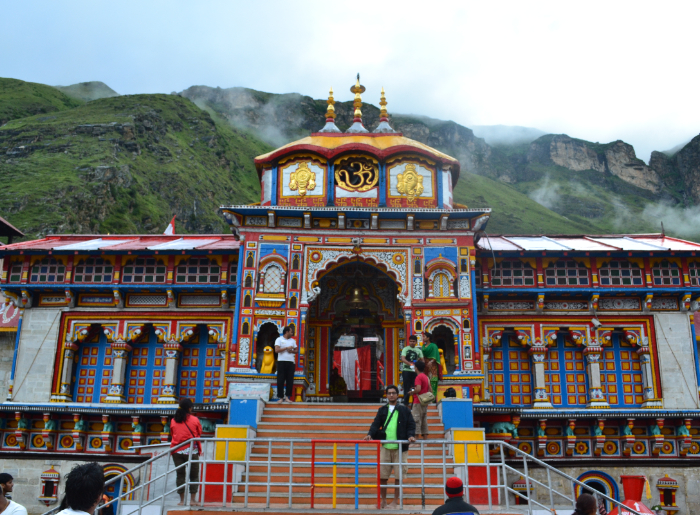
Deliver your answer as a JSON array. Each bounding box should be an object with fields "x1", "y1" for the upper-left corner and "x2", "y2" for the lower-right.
[{"x1": 2, "y1": 78, "x2": 700, "y2": 512}]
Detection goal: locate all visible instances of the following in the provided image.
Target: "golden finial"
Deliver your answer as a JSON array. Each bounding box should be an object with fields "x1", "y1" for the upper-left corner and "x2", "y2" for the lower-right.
[
  {"x1": 379, "y1": 87, "x2": 388, "y2": 120},
  {"x1": 350, "y1": 73, "x2": 366, "y2": 121},
  {"x1": 325, "y1": 87, "x2": 336, "y2": 120}
]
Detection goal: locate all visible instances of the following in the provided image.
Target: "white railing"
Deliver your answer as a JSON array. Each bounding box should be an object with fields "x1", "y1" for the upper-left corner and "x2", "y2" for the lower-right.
[{"x1": 43, "y1": 438, "x2": 642, "y2": 515}]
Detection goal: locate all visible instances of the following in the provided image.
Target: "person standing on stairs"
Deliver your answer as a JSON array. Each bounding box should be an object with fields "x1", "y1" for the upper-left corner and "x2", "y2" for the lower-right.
[
  {"x1": 273, "y1": 325, "x2": 297, "y2": 403},
  {"x1": 364, "y1": 384, "x2": 416, "y2": 509},
  {"x1": 170, "y1": 398, "x2": 202, "y2": 506},
  {"x1": 410, "y1": 359, "x2": 430, "y2": 440},
  {"x1": 400, "y1": 335, "x2": 423, "y2": 405}
]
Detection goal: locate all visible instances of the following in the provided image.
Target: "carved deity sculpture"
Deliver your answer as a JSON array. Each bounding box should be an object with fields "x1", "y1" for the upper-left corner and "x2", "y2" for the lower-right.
[
  {"x1": 396, "y1": 163, "x2": 424, "y2": 201},
  {"x1": 289, "y1": 162, "x2": 316, "y2": 197}
]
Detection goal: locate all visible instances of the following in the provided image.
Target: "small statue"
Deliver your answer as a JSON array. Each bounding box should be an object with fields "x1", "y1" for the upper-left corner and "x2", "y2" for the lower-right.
[
  {"x1": 201, "y1": 419, "x2": 218, "y2": 433},
  {"x1": 623, "y1": 424, "x2": 633, "y2": 436},
  {"x1": 17, "y1": 417, "x2": 30, "y2": 430},
  {"x1": 566, "y1": 426, "x2": 575, "y2": 437},
  {"x1": 650, "y1": 425, "x2": 661, "y2": 436},
  {"x1": 44, "y1": 419, "x2": 57, "y2": 431},
  {"x1": 594, "y1": 425, "x2": 603, "y2": 437},
  {"x1": 490, "y1": 421, "x2": 518, "y2": 438},
  {"x1": 163, "y1": 422, "x2": 171, "y2": 434},
  {"x1": 103, "y1": 421, "x2": 115, "y2": 433},
  {"x1": 74, "y1": 419, "x2": 87, "y2": 432},
  {"x1": 677, "y1": 424, "x2": 690, "y2": 437},
  {"x1": 537, "y1": 427, "x2": 546, "y2": 437},
  {"x1": 132, "y1": 421, "x2": 145, "y2": 434}
]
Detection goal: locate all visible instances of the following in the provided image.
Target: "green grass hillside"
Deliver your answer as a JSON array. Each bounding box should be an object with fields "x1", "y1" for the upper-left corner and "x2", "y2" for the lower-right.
[
  {"x1": 0, "y1": 77, "x2": 84, "y2": 125},
  {"x1": 0, "y1": 93, "x2": 269, "y2": 237},
  {"x1": 53, "y1": 81, "x2": 120, "y2": 102}
]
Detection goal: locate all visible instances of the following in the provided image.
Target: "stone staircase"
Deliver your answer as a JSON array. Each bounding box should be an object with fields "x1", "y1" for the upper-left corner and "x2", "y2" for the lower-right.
[{"x1": 232, "y1": 402, "x2": 455, "y2": 509}]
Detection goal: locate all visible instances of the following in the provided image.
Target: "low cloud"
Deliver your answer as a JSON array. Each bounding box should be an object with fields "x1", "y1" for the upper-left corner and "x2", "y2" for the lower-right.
[
  {"x1": 527, "y1": 176, "x2": 560, "y2": 210},
  {"x1": 640, "y1": 203, "x2": 700, "y2": 239}
]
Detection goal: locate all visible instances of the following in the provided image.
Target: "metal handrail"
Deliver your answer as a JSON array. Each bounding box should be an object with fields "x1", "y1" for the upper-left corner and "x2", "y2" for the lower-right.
[{"x1": 41, "y1": 437, "x2": 642, "y2": 515}]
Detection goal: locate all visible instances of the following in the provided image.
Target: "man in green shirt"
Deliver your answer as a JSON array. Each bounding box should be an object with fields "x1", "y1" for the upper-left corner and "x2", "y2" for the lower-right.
[
  {"x1": 365, "y1": 385, "x2": 416, "y2": 508},
  {"x1": 400, "y1": 335, "x2": 424, "y2": 405}
]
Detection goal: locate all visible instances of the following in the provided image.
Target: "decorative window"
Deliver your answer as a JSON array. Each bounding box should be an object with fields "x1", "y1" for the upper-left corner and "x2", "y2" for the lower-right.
[
  {"x1": 74, "y1": 257, "x2": 113, "y2": 283},
  {"x1": 242, "y1": 321, "x2": 250, "y2": 334},
  {"x1": 463, "y1": 319, "x2": 470, "y2": 330},
  {"x1": 122, "y1": 258, "x2": 166, "y2": 284},
  {"x1": 126, "y1": 341, "x2": 165, "y2": 404},
  {"x1": 291, "y1": 275, "x2": 299, "y2": 290},
  {"x1": 490, "y1": 260, "x2": 535, "y2": 286},
  {"x1": 229, "y1": 262, "x2": 238, "y2": 284},
  {"x1": 7, "y1": 261, "x2": 23, "y2": 283},
  {"x1": 30, "y1": 257, "x2": 65, "y2": 283},
  {"x1": 600, "y1": 335, "x2": 644, "y2": 407},
  {"x1": 652, "y1": 260, "x2": 681, "y2": 286},
  {"x1": 289, "y1": 296, "x2": 298, "y2": 309},
  {"x1": 246, "y1": 252, "x2": 255, "y2": 268},
  {"x1": 474, "y1": 261, "x2": 482, "y2": 287},
  {"x1": 545, "y1": 260, "x2": 589, "y2": 286},
  {"x1": 545, "y1": 336, "x2": 587, "y2": 407},
  {"x1": 690, "y1": 262, "x2": 700, "y2": 286},
  {"x1": 432, "y1": 273, "x2": 451, "y2": 297},
  {"x1": 74, "y1": 337, "x2": 112, "y2": 403},
  {"x1": 244, "y1": 273, "x2": 253, "y2": 288},
  {"x1": 175, "y1": 257, "x2": 220, "y2": 284},
  {"x1": 598, "y1": 260, "x2": 643, "y2": 286},
  {"x1": 414, "y1": 259, "x2": 422, "y2": 275},
  {"x1": 292, "y1": 254, "x2": 300, "y2": 270},
  {"x1": 178, "y1": 330, "x2": 221, "y2": 403},
  {"x1": 260, "y1": 264, "x2": 285, "y2": 294},
  {"x1": 243, "y1": 293, "x2": 252, "y2": 307},
  {"x1": 460, "y1": 258, "x2": 468, "y2": 273},
  {"x1": 490, "y1": 338, "x2": 532, "y2": 406}
]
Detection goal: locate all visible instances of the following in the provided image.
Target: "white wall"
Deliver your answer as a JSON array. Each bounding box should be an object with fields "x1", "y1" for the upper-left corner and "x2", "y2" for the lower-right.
[
  {"x1": 654, "y1": 313, "x2": 700, "y2": 409},
  {"x1": 12, "y1": 308, "x2": 64, "y2": 402}
]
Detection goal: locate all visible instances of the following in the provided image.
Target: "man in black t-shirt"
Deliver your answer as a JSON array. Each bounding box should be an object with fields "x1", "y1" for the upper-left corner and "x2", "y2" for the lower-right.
[{"x1": 431, "y1": 477, "x2": 479, "y2": 515}]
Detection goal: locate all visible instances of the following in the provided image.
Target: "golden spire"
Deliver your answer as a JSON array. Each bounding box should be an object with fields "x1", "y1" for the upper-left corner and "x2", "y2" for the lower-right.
[
  {"x1": 350, "y1": 73, "x2": 366, "y2": 121},
  {"x1": 379, "y1": 87, "x2": 388, "y2": 120},
  {"x1": 325, "y1": 87, "x2": 336, "y2": 120}
]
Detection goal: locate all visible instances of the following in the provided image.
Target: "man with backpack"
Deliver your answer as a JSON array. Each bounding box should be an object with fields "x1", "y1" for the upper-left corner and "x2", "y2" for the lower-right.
[{"x1": 364, "y1": 385, "x2": 416, "y2": 508}]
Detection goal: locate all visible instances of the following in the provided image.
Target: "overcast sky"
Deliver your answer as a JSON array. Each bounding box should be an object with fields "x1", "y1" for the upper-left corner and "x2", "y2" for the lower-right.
[{"x1": 2, "y1": 1, "x2": 698, "y2": 161}]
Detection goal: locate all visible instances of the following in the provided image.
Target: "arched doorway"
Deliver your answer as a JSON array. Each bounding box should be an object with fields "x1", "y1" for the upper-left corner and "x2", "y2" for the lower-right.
[
  {"x1": 425, "y1": 320, "x2": 459, "y2": 375},
  {"x1": 308, "y1": 260, "x2": 402, "y2": 401},
  {"x1": 575, "y1": 471, "x2": 618, "y2": 513},
  {"x1": 254, "y1": 322, "x2": 280, "y2": 373}
]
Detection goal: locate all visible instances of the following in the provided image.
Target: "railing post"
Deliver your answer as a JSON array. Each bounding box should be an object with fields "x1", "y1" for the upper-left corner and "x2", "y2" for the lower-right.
[
  {"x1": 332, "y1": 442, "x2": 337, "y2": 509},
  {"x1": 546, "y1": 466, "x2": 554, "y2": 511},
  {"x1": 486, "y1": 439, "x2": 492, "y2": 512},
  {"x1": 311, "y1": 440, "x2": 316, "y2": 509},
  {"x1": 223, "y1": 437, "x2": 229, "y2": 507},
  {"x1": 522, "y1": 450, "x2": 533, "y2": 515},
  {"x1": 398, "y1": 442, "x2": 404, "y2": 511},
  {"x1": 184, "y1": 441, "x2": 194, "y2": 508},
  {"x1": 499, "y1": 443, "x2": 509, "y2": 511},
  {"x1": 464, "y1": 442, "x2": 470, "y2": 506},
  {"x1": 266, "y1": 439, "x2": 272, "y2": 508},
  {"x1": 420, "y1": 440, "x2": 425, "y2": 510},
  {"x1": 289, "y1": 440, "x2": 294, "y2": 508},
  {"x1": 376, "y1": 441, "x2": 380, "y2": 510}
]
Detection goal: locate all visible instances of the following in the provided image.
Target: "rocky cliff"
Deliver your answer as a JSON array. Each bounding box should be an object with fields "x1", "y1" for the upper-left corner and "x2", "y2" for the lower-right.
[
  {"x1": 527, "y1": 134, "x2": 661, "y2": 193},
  {"x1": 650, "y1": 135, "x2": 700, "y2": 202}
]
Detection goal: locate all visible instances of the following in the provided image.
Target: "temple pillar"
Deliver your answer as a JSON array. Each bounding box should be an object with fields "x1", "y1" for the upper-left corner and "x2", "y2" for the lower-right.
[
  {"x1": 637, "y1": 342, "x2": 659, "y2": 408},
  {"x1": 481, "y1": 343, "x2": 492, "y2": 403},
  {"x1": 216, "y1": 342, "x2": 228, "y2": 402},
  {"x1": 104, "y1": 342, "x2": 132, "y2": 403},
  {"x1": 583, "y1": 345, "x2": 609, "y2": 408},
  {"x1": 54, "y1": 341, "x2": 79, "y2": 402},
  {"x1": 157, "y1": 341, "x2": 183, "y2": 404},
  {"x1": 529, "y1": 345, "x2": 553, "y2": 409}
]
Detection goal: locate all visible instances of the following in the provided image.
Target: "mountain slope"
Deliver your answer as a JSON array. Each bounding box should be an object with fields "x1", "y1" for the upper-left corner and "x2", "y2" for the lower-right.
[
  {"x1": 0, "y1": 93, "x2": 269, "y2": 237},
  {"x1": 53, "y1": 81, "x2": 120, "y2": 102},
  {"x1": 0, "y1": 77, "x2": 83, "y2": 126}
]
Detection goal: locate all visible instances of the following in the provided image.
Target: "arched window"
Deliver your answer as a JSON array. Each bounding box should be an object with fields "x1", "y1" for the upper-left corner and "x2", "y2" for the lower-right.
[
  {"x1": 243, "y1": 293, "x2": 252, "y2": 307},
  {"x1": 175, "y1": 257, "x2": 220, "y2": 283},
  {"x1": 242, "y1": 321, "x2": 250, "y2": 334},
  {"x1": 289, "y1": 296, "x2": 298, "y2": 309},
  {"x1": 415, "y1": 320, "x2": 423, "y2": 332},
  {"x1": 292, "y1": 255, "x2": 300, "y2": 270},
  {"x1": 490, "y1": 336, "x2": 532, "y2": 406},
  {"x1": 246, "y1": 252, "x2": 255, "y2": 268},
  {"x1": 7, "y1": 261, "x2": 23, "y2": 283},
  {"x1": 414, "y1": 259, "x2": 422, "y2": 275},
  {"x1": 244, "y1": 273, "x2": 253, "y2": 288},
  {"x1": 490, "y1": 260, "x2": 534, "y2": 286},
  {"x1": 652, "y1": 260, "x2": 681, "y2": 286},
  {"x1": 74, "y1": 257, "x2": 113, "y2": 283},
  {"x1": 122, "y1": 258, "x2": 166, "y2": 284},
  {"x1": 30, "y1": 257, "x2": 65, "y2": 283},
  {"x1": 600, "y1": 334, "x2": 644, "y2": 407},
  {"x1": 432, "y1": 273, "x2": 451, "y2": 298},
  {"x1": 262, "y1": 265, "x2": 284, "y2": 293},
  {"x1": 545, "y1": 260, "x2": 589, "y2": 286},
  {"x1": 462, "y1": 319, "x2": 470, "y2": 330},
  {"x1": 460, "y1": 259, "x2": 468, "y2": 273},
  {"x1": 690, "y1": 262, "x2": 700, "y2": 286},
  {"x1": 74, "y1": 333, "x2": 112, "y2": 403},
  {"x1": 291, "y1": 275, "x2": 299, "y2": 290},
  {"x1": 544, "y1": 334, "x2": 587, "y2": 407},
  {"x1": 598, "y1": 260, "x2": 643, "y2": 286}
]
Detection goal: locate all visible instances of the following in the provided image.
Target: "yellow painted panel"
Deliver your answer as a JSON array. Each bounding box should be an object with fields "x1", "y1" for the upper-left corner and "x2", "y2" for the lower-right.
[
  {"x1": 261, "y1": 235, "x2": 289, "y2": 241},
  {"x1": 397, "y1": 239, "x2": 421, "y2": 244},
  {"x1": 437, "y1": 385, "x2": 463, "y2": 403},
  {"x1": 215, "y1": 426, "x2": 249, "y2": 461},
  {"x1": 453, "y1": 428, "x2": 486, "y2": 464},
  {"x1": 326, "y1": 237, "x2": 353, "y2": 243},
  {"x1": 363, "y1": 238, "x2": 388, "y2": 244},
  {"x1": 297, "y1": 237, "x2": 320, "y2": 242},
  {"x1": 429, "y1": 239, "x2": 455, "y2": 244}
]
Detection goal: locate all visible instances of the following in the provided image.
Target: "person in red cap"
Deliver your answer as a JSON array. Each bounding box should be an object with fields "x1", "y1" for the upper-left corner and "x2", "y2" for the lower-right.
[{"x1": 431, "y1": 476, "x2": 479, "y2": 515}]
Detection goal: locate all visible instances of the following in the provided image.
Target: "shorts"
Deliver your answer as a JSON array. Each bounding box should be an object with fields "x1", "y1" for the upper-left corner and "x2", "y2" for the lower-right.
[
  {"x1": 380, "y1": 446, "x2": 409, "y2": 480},
  {"x1": 412, "y1": 402, "x2": 429, "y2": 436}
]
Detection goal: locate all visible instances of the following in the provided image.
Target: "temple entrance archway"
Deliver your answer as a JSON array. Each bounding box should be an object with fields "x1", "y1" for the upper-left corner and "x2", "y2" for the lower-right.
[
  {"x1": 307, "y1": 260, "x2": 402, "y2": 401},
  {"x1": 426, "y1": 319, "x2": 459, "y2": 375},
  {"x1": 255, "y1": 322, "x2": 280, "y2": 373}
]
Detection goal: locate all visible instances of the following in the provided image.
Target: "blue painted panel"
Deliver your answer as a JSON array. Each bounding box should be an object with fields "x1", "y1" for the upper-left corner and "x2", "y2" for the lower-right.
[
  {"x1": 270, "y1": 166, "x2": 278, "y2": 205},
  {"x1": 441, "y1": 399, "x2": 473, "y2": 431},
  {"x1": 259, "y1": 243, "x2": 289, "y2": 259},
  {"x1": 327, "y1": 164, "x2": 335, "y2": 206},
  {"x1": 437, "y1": 165, "x2": 444, "y2": 208},
  {"x1": 74, "y1": 333, "x2": 112, "y2": 403},
  {"x1": 600, "y1": 334, "x2": 644, "y2": 407},
  {"x1": 127, "y1": 332, "x2": 166, "y2": 404},
  {"x1": 228, "y1": 398, "x2": 262, "y2": 428},
  {"x1": 692, "y1": 319, "x2": 700, "y2": 389},
  {"x1": 179, "y1": 328, "x2": 222, "y2": 404},
  {"x1": 424, "y1": 246, "x2": 458, "y2": 265},
  {"x1": 471, "y1": 268, "x2": 479, "y2": 355},
  {"x1": 379, "y1": 163, "x2": 387, "y2": 207},
  {"x1": 545, "y1": 335, "x2": 588, "y2": 407}
]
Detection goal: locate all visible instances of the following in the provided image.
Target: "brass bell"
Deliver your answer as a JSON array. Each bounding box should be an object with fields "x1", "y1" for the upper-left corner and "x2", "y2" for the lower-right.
[{"x1": 349, "y1": 286, "x2": 365, "y2": 307}]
